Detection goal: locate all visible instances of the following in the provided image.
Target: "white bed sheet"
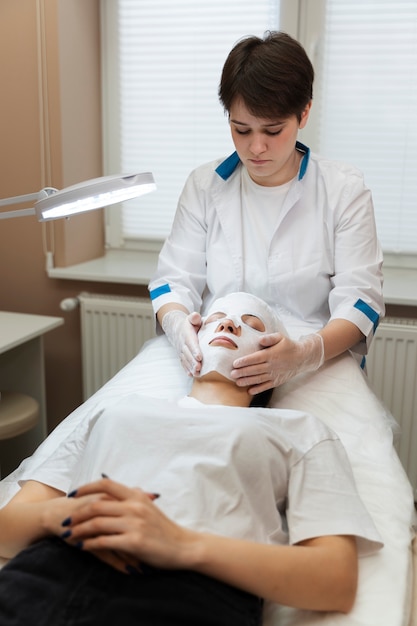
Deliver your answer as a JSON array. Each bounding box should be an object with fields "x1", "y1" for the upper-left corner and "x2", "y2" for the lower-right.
[{"x1": 0, "y1": 335, "x2": 416, "y2": 626}]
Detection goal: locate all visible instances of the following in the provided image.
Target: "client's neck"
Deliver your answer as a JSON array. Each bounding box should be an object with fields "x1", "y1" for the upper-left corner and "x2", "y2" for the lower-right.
[{"x1": 189, "y1": 374, "x2": 252, "y2": 407}]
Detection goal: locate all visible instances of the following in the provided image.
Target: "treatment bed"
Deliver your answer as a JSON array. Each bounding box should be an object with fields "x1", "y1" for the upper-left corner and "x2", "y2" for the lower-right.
[{"x1": 0, "y1": 335, "x2": 416, "y2": 625}]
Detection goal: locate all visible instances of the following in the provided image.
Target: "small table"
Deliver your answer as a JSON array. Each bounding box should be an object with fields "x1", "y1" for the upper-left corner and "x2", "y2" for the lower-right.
[{"x1": 0, "y1": 311, "x2": 64, "y2": 477}]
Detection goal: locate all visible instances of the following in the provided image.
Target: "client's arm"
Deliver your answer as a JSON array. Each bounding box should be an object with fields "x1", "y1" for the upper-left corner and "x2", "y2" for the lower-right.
[
  {"x1": 0, "y1": 481, "x2": 68, "y2": 558},
  {"x1": 64, "y1": 478, "x2": 358, "y2": 614},
  {"x1": 0, "y1": 481, "x2": 101, "y2": 559}
]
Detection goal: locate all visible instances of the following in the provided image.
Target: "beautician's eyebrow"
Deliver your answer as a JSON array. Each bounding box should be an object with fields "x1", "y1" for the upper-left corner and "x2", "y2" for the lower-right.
[{"x1": 230, "y1": 118, "x2": 285, "y2": 127}]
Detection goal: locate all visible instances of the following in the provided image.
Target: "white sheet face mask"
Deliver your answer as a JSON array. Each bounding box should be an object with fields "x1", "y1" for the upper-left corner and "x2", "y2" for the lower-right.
[{"x1": 197, "y1": 292, "x2": 283, "y2": 380}]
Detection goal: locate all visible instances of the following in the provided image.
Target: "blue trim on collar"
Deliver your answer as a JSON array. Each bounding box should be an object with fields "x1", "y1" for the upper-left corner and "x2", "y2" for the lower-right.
[
  {"x1": 215, "y1": 152, "x2": 241, "y2": 180},
  {"x1": 149, "y1": 284, "x2": 171, "y2": 300},
  {"x1": 354, "y1": 299, "x2": 380, "y2": 333},
  {"x1": 216, "y1": 142, "x2": 311, "y2": 182},
  {"x1": 295, "y1": 141, "x2": 310, "y2": 180}
]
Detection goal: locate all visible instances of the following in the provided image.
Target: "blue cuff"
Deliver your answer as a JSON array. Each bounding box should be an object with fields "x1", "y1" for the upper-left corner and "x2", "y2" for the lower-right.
[
  {"x1": 149, "y1": 284, "x2": 171, "y2": 300},
  {"x1": 354, "y1": 299, "x2": 380, "y2": 333}
]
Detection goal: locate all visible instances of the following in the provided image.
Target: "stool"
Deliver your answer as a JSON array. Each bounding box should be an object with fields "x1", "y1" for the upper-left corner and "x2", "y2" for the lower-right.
[{"x1": 0, "y1": 391, "x2": 40, "y2": 441}]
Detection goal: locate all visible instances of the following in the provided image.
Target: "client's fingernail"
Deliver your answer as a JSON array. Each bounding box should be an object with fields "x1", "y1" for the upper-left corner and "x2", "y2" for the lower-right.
[
  {"x1": 101, "y1": 473, "x2": 110, "y2": 479},
  {"x1": 67, "y1": 490, "x2": 77, "y2": 498},
  {"x1": 61, "y1": 529, "x2": 72, "y2": 539},
  {"x1": 149, "y1": 493, "x2": 160, "y2": 500},
  {"x1": 61, "y1": 517, "x2": 72, "y2": 527},
  {"x1": 74, "y1": 541, "x2": 83, "y2": 550}
]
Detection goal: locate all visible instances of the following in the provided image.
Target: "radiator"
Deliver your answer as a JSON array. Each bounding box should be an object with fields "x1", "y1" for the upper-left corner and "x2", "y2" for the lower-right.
[
  {"x1": 366, "y1": 317, "x2": 417, "y2": 498},
  {"x1": 78, "y1": 293, "x2": 155, "y2": 401}
]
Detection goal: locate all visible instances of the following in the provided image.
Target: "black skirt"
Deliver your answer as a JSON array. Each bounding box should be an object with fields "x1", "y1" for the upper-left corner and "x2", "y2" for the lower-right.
[{"x1": 0, "y1": 538, "x2": 262, "y2": 626}]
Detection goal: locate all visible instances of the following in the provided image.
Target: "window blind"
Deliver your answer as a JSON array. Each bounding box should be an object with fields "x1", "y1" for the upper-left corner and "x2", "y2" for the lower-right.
[
  {"x1": 314, "y1": 0, "x2": 417, "y2": 255},
  {"x1": 102, "y1": 0, "x2": 280, "y2": 246}
]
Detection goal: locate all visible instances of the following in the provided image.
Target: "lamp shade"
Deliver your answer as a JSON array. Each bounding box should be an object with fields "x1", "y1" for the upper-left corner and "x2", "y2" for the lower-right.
[{"x1": 0, "y1": 172, "x2": 156, "y2": 221}]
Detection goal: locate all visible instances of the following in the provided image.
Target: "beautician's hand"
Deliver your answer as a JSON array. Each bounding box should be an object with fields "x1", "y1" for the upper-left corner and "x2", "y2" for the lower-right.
[
  {"x1": 162, "y1": 309, "x2": 202, "y2": 376},
  {"x1": 60, "y1": 478, "x2": 197, "y2": 573},
  {"x1": 231, "y1": 332, "x2": 325, "y2": 394}
]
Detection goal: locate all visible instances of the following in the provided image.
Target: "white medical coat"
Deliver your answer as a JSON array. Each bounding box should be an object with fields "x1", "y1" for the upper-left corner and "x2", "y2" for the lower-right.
[{"x1": 149, "y1": 144, "x2": 384, "y2": 353}]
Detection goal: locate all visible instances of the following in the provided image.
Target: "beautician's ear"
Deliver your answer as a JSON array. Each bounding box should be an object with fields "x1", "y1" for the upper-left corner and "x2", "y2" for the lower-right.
[{"x1": 299, "y1": 101, "x2": 312, "y2": 129}]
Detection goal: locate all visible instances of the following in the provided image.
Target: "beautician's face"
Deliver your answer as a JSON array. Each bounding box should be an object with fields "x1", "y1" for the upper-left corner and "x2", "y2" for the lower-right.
[
  {"x1": 229, "y1": 98, "x2": 310, "y2": 187},
  {"x1": 197, "y1": 293, "x2": 275, "y2": 380}
]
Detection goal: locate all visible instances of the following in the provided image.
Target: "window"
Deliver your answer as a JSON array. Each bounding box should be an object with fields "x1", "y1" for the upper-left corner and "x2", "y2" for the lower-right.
[
  {"x1": 102, "y1": 0, "x2": 417, "y2": 265},
  {"x1": 101, "y1": 0, "x2": 280, "y2": 250},
  {"x1": 299, "y1": 0, "x2": 417, "y2": 264}
]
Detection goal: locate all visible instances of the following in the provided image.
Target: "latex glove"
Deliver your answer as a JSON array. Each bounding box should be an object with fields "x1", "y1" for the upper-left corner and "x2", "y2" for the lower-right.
[
  {"x1": 231, "y1": 332, "x2": 325, "y2": 394},
  {"x1": 161, "y1": 310, "x2": 202, "y2": 376}
]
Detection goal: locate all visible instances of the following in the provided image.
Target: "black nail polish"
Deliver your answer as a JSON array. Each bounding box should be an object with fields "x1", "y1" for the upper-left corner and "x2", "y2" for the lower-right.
[
  {"x1": 61, "y1": 529, "x2": 72, "y2": 539},
  {"x1": 61, "y1": 517, "x2": 72, "y2": 527},
  {"x1": 126, "y1": 564, "x2": 142, "y2": 576},
  {"x1": 67, "y1": 489, "x2": 77, "y2": 498}
]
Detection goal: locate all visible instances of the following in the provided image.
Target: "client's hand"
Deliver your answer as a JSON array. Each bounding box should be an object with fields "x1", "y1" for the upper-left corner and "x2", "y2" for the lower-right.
[
  {"x1": 59, "y1": 478, "x2": 198, "y2": 574},
  {"x1": 230, "y1": 332, "x2": 325, "y2": 394},
  {"x1": 162, "y1": 310, "x2": 202, "y2": 376},
  {"x1": 42, "y1": 492, "x2": 104, "y2": 539}
]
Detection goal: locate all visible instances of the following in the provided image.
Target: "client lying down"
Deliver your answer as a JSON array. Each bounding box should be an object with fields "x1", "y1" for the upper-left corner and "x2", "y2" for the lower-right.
[{"x1": 0, "y1": 292, "x2": 382, "y2": 626}]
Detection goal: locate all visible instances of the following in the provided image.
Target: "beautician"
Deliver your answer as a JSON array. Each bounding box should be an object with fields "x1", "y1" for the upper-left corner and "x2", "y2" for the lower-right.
[{"x1": 148, "y1": 31, "x2": 384, "y2": 394}]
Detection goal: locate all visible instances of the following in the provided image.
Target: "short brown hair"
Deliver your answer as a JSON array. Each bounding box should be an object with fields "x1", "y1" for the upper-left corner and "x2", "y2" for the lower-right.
[{"x1": 218, "y1": 31, "x2": 314, "y2": 122}]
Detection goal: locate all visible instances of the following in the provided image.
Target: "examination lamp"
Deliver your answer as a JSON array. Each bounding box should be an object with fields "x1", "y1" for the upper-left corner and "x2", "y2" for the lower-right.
[{"x1": 0, "y1": 172, "x2": 156, "y2": 222}]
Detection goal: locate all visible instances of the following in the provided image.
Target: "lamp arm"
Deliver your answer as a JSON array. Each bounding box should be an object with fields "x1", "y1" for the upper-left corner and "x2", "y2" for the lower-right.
[
  {"x1": 0, "y1": 208, "x2": 36, "y2": 220},
  {"x1": 0, "y1": 188, "x2": 57, "y2": 220},
  {"x1": 0, "y1": 192, "x2": 41, "y2": 207}
]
